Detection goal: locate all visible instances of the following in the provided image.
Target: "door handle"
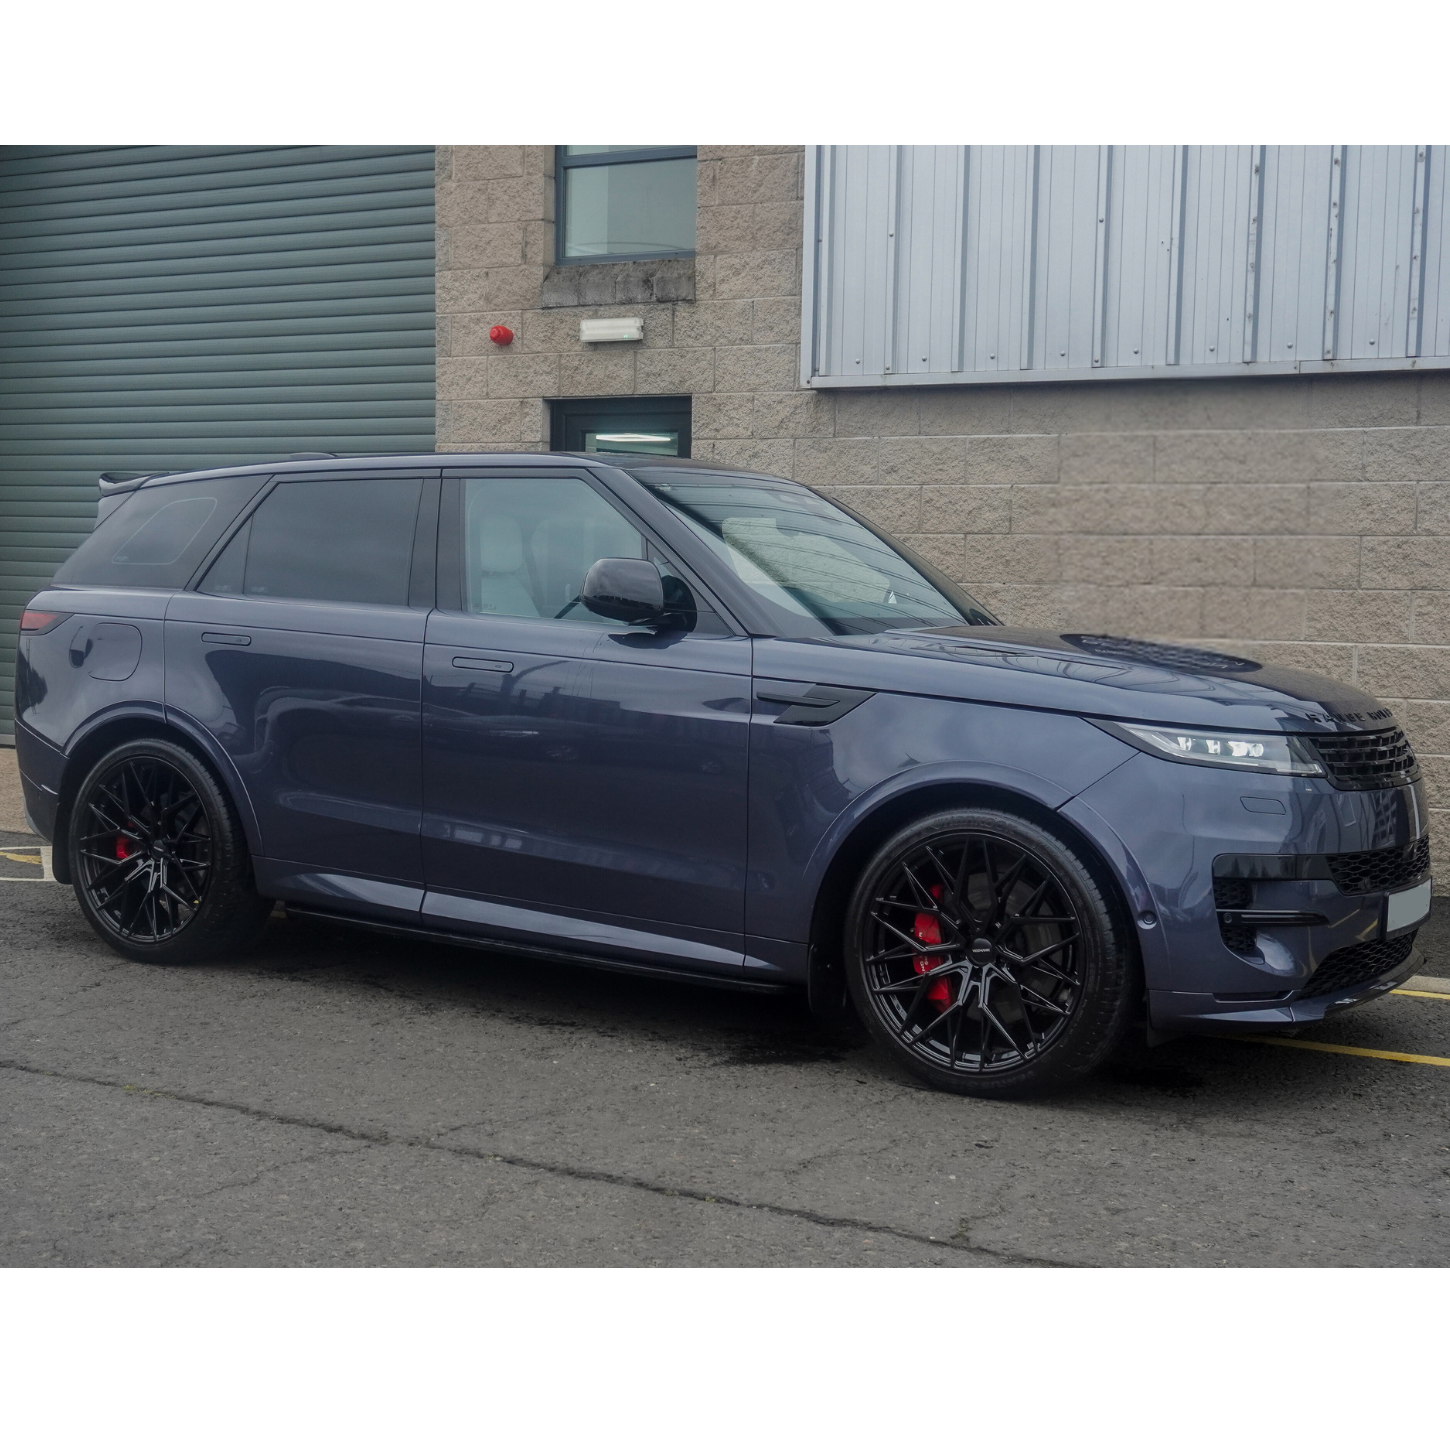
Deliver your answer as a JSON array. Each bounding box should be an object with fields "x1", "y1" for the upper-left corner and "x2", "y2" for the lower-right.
[
  {"x1": 452, "y1": 656, "x2": 514, "y2": 673},
  {"x1": 756, "y1": 685, "x2": 873, "y2": 725},
  {"x1": 201, "y1": 632, "x2": 251, "y2": 646}
]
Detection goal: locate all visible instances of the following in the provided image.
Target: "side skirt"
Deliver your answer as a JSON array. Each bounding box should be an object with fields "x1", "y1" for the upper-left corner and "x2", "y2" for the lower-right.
[{"x1": 282, "y1": 904, "x2": 792, "y2": 996}]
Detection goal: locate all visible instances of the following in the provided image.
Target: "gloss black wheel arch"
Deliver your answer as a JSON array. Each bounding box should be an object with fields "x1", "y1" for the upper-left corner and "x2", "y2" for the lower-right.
[
  {"x1": 844, "y1": 807, "x2": 1136, "y2": 1098},
  {"x1": 68, "y1": 737, "x2": 273, "y2": 964}
]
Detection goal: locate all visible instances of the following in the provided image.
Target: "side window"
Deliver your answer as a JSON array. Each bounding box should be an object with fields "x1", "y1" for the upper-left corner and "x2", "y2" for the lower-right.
[
  {"x1": 457, "y1": 476, "x2": 725, "y2": 634},
  {"x1": 201, "y1": 477, "x2": 423, "y2": 607},
  {"x1": 51, "y1": 475, "x2": 267, "y2": 590}
]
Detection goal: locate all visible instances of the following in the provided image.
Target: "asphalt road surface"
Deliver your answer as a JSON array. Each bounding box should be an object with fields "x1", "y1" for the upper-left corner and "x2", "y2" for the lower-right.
[{"x1": 4, "y1": 846, "x2": 1449, "y2": 1266}]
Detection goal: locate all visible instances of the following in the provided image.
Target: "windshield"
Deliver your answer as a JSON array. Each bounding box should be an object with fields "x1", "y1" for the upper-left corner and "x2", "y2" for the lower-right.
[{"x1": 632, "y1": 469, "x2": 998, "y2": 637}]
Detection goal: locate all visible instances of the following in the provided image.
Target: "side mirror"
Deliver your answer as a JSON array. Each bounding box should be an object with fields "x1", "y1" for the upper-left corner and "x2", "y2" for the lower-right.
[{"x1": 581, "y1": 557, "x2": 666, "y2": 626}]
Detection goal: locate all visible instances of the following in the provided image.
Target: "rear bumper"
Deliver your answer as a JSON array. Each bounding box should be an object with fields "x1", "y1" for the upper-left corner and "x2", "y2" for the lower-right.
[{"x1": 14, "y1": 719, "x2": 64, "y2": 843}]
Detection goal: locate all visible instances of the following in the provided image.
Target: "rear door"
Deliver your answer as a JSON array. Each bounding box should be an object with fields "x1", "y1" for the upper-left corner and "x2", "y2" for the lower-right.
[{"x1": 165, "y1": 470, "x2": 438, "y2": 901}]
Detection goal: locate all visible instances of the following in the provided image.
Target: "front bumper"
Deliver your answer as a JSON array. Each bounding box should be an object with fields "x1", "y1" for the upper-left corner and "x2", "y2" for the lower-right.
[
  {"x1": 1069, "y1": 751, "x2": 1433, "y2": 1036},
  {"x1": 1149, "y1": 941, "x2": 1425, "y2": 1035}
]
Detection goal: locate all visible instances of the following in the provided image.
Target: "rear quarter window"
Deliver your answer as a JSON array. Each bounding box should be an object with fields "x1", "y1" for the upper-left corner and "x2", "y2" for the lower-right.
[{"x1": 51, "y1": 475, "x2": 270, "y2": 590}]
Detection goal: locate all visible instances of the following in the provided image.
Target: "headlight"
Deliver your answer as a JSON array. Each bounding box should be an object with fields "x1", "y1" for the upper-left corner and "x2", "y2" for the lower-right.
[{"x1": 1096, "y1": 720, "x2": 1325, "y2": 776}]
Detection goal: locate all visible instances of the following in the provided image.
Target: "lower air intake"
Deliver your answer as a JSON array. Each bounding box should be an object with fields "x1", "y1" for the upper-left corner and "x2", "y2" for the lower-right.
[{"x1": 1298, "y1": 932, "x2": 1417, "y2": 998}]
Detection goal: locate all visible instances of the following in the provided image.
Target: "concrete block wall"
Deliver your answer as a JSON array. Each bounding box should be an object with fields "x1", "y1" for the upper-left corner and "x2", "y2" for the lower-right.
[{"x1": 435, "y1": 143, "x2": 1450, "y2": 873}]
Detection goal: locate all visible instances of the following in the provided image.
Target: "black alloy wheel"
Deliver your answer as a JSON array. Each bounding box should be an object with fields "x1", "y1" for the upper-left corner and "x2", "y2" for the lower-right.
[
  {"x1": 69, "y1": 738, "x2": 273, "y2": 963},
  {"x1": 75, "y1": 755, "x2": 212, "y2": 942},
  {"x1": 845, "y1": 809, "x2": 1135, "y2": 1097}
]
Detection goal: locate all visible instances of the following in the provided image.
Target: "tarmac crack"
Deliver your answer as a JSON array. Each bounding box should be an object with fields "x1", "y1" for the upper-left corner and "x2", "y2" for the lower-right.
[{"x1": 0, "y1": 1056, "x2": 1072, "y2": 1267}]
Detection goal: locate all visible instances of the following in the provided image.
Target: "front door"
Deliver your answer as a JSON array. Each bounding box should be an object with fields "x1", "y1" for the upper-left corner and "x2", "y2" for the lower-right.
[
  {"x1": 165, "y1": 472, "x2": 436, "y2": 896},
  {"x1": 421, "y1": 470, "x2": 752, "y2": 970}
]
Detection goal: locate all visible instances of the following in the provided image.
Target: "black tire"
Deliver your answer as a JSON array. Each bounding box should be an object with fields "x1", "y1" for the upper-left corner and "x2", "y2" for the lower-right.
[
  {"x1": 68, "y1": 737, "x2": 273, "y2": 964},
  {"x1": 844, "y1": 808, "x2": 1136, "y2": 1098}
]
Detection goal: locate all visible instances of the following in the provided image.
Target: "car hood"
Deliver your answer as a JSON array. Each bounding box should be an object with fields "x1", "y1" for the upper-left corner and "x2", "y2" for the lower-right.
[{"x1": 755, "y1": 627, "x2": 1397, "y2": 735}]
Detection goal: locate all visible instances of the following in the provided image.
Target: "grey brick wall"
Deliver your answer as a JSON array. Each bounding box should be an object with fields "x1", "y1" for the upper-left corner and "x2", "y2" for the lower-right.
[{"x1": 435, "y1": 144, "x2": 1450, "y2": 874}]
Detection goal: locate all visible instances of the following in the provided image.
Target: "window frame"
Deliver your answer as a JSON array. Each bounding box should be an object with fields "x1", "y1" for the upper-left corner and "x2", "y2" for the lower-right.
[
  {"x1": 188, "y1": 469, "x2": 440, "y2": 611},
  {"x1": 554, "y1": 146, "x2": 698, "y2": 267},
  {"x1": 436, "y1": 466, "x2": 742, "y2": 636},
  {"x1": 549, "y1": 394, "x2": 692, "y2": 457}
]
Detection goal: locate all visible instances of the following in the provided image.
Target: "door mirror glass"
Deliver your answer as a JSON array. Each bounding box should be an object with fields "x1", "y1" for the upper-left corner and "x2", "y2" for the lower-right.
[{"x1": 581, "y1": 558, "x2": 666, "y2": 625}]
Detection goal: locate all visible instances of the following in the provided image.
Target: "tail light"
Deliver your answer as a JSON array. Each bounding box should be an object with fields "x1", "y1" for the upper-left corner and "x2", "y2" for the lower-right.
[{"x1": 19, "y1": 609, "x2": 70, "y2": 635}]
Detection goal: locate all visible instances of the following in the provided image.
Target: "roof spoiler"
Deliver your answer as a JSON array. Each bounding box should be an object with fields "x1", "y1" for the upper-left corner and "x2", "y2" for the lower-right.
[{"x1": 98, "y1": 471, "x2": 166, "y2": 496}]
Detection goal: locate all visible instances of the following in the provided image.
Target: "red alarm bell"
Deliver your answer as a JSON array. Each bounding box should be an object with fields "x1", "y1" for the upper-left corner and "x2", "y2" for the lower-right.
[{"x1": 489, "y1": 324, "x2": 514, "y2": 346}]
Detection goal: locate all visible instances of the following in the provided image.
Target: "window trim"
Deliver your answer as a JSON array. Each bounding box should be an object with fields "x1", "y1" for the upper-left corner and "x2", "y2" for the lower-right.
[
  {"x1": 188, "y1": 469, "x2": 439, "y2": 610},
  {"x1": 437, "y1": 465, "x2": 742, "y2": 634},
  {"x1": 554, "y1": 146, "x2": 698, "y2": 267}
]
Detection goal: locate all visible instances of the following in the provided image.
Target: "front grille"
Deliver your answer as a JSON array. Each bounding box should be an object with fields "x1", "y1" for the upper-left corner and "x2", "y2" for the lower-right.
[
  {"x1": 1308, "y1": 727, "x2": 1419, "y2": 791},
  {"x1": 1298, "y1": 931, "x2": 1417, "y2": 997},
  {"x1": 1325, "y1": 836, "x2": 1431, "y2": 895}
]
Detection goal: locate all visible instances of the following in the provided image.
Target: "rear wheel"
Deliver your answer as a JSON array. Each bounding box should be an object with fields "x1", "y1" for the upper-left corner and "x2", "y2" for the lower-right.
[
  {"x1": 68, "y1": 738, "x2": 272, "y2": 964},
  {"x1": 845, "y1": 808, "x2": 1135, "y2": 1098}
]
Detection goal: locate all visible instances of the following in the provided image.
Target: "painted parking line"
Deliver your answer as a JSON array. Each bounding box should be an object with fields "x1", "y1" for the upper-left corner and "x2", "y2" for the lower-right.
[
  {"x1": 0, "y1": 844, "x2": 56, "y2": 882},
  {"x1": 1392, "y1": 988, "x2": 1450, "y2": 1001},
  {"x1": 1236, "y1": 1036, "x2": 1450, "y2": 1068}
]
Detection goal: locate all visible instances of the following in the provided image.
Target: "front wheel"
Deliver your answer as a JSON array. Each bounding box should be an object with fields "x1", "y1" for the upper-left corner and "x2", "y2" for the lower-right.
[
  {"x1": 845, "y1": 809, "x2": 1135, "y2": 1098},
  {"x1": 68, "y1": 737, "x2": 273, "y2": 964}
]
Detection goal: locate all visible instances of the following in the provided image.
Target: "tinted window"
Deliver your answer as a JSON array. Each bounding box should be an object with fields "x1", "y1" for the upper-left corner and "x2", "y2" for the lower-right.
[
  {"x1": 456, "y1": 475, "x2": 720, "y2": 633},
  {"x1": 633, "y1": 469, "x2": 999, "y2": 637},
  {"x1": 52, "y1": 476, "x2": 267, "y2": 590},
  {"x1": 201, "y1": 477, "x2": 423, "y2": 607}
]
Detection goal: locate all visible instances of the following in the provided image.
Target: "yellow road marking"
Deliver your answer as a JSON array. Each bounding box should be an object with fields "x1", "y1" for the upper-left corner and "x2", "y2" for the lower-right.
[
  {"x1": 1238, "y1": 1035, "x2": 1450, "y2": 1068},
  {"x1": 0, "y1": 850, "x2": 40, "y2": 865},
  {"x1": 1392, "y1": 988, "x2": 1450, "y2": 1001}
]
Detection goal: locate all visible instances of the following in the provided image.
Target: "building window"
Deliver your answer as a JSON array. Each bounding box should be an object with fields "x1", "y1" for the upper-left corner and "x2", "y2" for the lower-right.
[
  {"x1": 556, "y1": 147, "x2": 696, "y2": 263},
  {"x1": 550, "y1": 396, "x2": 692, "y2": 457}
]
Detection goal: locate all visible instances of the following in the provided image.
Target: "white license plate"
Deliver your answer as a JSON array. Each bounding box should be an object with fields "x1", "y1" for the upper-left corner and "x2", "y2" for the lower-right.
[{"x1": 1387, "y1": 878, "x2": 1433, "y2": 934}]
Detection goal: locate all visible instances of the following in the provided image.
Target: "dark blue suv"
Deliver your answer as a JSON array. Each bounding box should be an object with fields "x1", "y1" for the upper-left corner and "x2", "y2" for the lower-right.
[{"x1": 14, "y1": 454, "x2": 1433, "y2": 1096}]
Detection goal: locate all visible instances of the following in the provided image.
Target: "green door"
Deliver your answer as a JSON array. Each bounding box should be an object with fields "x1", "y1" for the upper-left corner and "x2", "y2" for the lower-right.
[{"x1": 0, "y1": 145, "x2": 436, "y2": 739}]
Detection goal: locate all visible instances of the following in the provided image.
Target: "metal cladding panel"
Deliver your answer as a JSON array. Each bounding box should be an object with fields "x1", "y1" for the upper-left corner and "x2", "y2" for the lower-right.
[
  {"x1": 0, "y1": 145, "x2": 436, "y2": 735},
  {"x1": 802, "y1": 145, "x2": 1450, "y2": 389}
]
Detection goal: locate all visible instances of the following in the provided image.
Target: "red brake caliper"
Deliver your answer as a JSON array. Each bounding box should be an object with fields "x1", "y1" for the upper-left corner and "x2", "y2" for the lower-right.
[
  {"x1": 115, "y1": 826, "x2": 134, "y2": 860},
  {"x1": 912, "y1": 884, "x2": 952, "y2": 1010}
]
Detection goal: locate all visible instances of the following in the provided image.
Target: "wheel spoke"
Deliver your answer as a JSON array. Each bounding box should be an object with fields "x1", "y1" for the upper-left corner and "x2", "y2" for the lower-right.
[
  {"x1": 987, "y1": 862, "x2": 1028, "y2": 933},
  {"x1": 169, "y1": 858, "x2": 204, "y2": 902},
  {"x1": 1009, "y1": 933, "x2": 1080, "y2": 967},
  {"x1": 1016, "y1": 981, "x2": 1070, "y2": 1017},
  {"x1": 870, "y1": 912, "x2": 942, "y2": 956},
  {"x1": 979, "y1": 996, "x2": 1024, "y2": 1056},
  {"x1": 79, "y1": 853, "x2": 138, "y2": 886},
  {"x1": 899, "y1": 861, "x2": 938, "y2": 914},
  {"x1": 1003, "y1": 873, "x2": 1047, "y2": 924},
  {"x1": 92, "y1": 862, "x2": 147, "y2": 911},
  {"x1": 869, "y1": 961, "x2": 962, "y2": 996},
  {"x1": 866, "y1": 941, "x2": 938, "y2": 966}
]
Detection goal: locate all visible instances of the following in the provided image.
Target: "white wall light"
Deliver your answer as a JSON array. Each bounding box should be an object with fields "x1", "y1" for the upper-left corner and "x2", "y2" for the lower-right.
[{"x1": 580, "y1": 317, "x2": 644, "y2": 343}]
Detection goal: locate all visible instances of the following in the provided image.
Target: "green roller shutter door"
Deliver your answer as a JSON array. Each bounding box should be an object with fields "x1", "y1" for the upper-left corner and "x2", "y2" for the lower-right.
[{"x1": 0, "y1": 144, "x2": 436, "y2": 738}]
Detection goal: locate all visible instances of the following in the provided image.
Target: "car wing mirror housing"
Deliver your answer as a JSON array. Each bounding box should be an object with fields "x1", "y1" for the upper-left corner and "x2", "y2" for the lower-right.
[{"x1": 581, "y1": 557, "x2": 667, "y2": 626}]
